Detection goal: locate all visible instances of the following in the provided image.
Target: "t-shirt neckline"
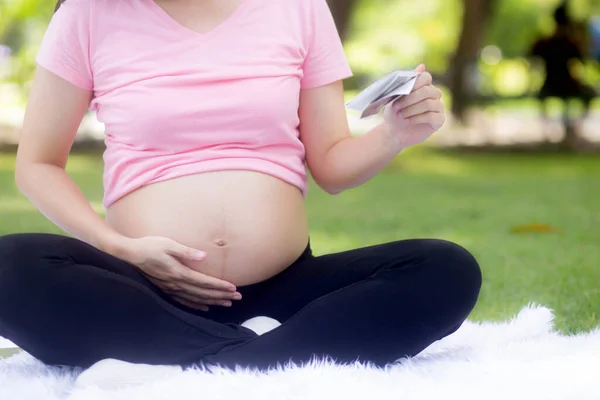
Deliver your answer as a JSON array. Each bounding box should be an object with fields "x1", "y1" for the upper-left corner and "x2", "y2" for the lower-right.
[{"x1": 146, "y1": 0, "x2": 248, "y2": 39}]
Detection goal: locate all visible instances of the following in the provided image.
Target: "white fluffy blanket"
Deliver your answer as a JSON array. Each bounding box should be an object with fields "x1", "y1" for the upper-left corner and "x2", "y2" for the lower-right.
[{"x1": 1, "y1": 304, "x2": 599, "y2": 400}]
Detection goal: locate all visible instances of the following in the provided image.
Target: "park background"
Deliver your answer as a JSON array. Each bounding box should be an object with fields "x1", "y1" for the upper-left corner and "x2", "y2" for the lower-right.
[{"x1": 0, "y1": 0, "x2": 598, "y2": 338}]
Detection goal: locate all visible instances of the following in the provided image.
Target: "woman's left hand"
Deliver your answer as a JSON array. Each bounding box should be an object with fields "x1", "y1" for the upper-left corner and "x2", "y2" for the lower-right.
[{"x1": 383, "y1": 64, "x2": 445, "y2": 150}]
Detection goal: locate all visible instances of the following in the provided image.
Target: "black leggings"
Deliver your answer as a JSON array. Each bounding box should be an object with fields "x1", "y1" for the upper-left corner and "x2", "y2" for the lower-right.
[{"x1": 0, "y1": 233, "x2": 482, "y2": 370}]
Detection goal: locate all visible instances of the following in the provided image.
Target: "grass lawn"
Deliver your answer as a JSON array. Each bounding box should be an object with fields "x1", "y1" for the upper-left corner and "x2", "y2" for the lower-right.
[{"x1": 0, "y1": 147, "x2": 598, "y2": 341}]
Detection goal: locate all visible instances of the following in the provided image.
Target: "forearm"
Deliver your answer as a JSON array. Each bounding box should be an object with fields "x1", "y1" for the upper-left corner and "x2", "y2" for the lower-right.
[
  {"x1": 15, "y1": 163, "x2": 127, "y2": 255},
  {"x1": 316, "y1": 123, "x2": 402, "y2": 194}
]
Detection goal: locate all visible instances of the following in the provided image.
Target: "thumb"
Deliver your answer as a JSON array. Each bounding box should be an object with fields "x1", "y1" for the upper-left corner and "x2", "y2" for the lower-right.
[
  {"x1": 169, "y1": 242, "x2": 206, "y2": 261},
  {"x1": 415, "y1": 63, "x2": 426, "y2": 73}
]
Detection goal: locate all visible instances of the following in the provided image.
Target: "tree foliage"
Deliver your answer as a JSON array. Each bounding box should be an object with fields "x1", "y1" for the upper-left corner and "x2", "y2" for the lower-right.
[{"x1": 1, "y1": 0, "x2": 599, "y2": 110}]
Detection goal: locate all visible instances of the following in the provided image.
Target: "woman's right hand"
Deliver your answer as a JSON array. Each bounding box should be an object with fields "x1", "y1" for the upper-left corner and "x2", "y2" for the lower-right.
[{"x1": 117, "y1": 236, "x2": 242, "y2": 311}]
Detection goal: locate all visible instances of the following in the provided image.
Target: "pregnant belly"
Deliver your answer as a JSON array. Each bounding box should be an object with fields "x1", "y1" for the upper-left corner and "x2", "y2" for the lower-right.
[{"x1": 105, "y1": 171, "x2": 310, "y2": 286}]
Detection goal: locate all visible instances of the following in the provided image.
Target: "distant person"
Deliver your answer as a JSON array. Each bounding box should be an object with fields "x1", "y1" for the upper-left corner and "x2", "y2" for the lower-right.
[{"x1": 529, "y1": 1, "x2": 596, "y2": 119}]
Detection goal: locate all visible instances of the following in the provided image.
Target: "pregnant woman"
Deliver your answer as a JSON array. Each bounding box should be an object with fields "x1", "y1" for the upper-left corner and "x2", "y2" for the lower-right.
[{"x1": 0, "y1": 0, "x2": 481, "y2": 372}]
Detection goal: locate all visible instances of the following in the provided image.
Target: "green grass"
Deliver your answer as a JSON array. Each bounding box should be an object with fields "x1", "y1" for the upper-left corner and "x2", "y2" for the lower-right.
[{"x1": 0, "y1": 148, "x2": 599, "y2": 338}]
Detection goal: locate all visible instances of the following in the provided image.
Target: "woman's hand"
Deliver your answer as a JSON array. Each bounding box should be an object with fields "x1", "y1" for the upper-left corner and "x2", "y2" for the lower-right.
[
  {"x1": 118, "y1": 236, "x2": 241, "y2": 311},
  {"x1": 383, "y1": 64, "x2": 446, "y2": 150}
]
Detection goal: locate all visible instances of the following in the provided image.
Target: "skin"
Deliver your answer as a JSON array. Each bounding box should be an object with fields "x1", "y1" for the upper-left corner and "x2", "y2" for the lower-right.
[{"x1": 15, "y1": 0, "x2": 445, "y2": 311}]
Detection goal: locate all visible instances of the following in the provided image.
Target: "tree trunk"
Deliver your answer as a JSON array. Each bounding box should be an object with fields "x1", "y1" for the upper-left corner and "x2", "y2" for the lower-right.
[
  {"x1": 327, "y1": 0, "x2": 358, "y2": 41},
  {"x1": 448, "y1": 0, "x2": 496, "y2": 121}
]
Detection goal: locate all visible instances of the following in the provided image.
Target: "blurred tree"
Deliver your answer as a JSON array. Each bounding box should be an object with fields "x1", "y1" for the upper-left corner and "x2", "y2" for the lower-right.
[
  {"x1": 0, "y1": 0, "x2": 51, "y2": 95},
  {"x1": 0, "y1": 0, "x2": 51, "y2": 47},
  {"x1": 448, "y1": 0, "x2": 498, "y2": 121},
  {"x1": 344, "y1": 0, "x2": 463, "y2": 84},
  {"x1": 327, "y1": 0, "x2": 360, "y2": 41},
  {"x1": 2, "y1": 0, "x2": 599, "y2": 119},
  {"x1": 487, "y1": 0, "x2": 551, "y2": 58}
]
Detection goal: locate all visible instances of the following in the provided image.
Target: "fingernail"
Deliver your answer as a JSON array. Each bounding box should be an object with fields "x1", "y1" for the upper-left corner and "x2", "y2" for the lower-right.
[
  {"x1": 195, "y1": 251, "x2": 206, "y2": 259},
  {"x1": 232, "y1": 293, "x2": 242, "y2": 300},
  {"x1": 222, "y1": 302, "x2": 232, "y2": 307},
  {"x1": 201, "y1": 307, "x2": 210, "y2": 312}
]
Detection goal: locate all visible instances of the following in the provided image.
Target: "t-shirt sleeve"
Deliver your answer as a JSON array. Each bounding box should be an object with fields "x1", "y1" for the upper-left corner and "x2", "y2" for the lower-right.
[
  {"x1": 300, "y1": 0, "x2": 353, "y2": 89},
  {"x1": 35, "y1": 0, "x2": 93, "y2": 90}
]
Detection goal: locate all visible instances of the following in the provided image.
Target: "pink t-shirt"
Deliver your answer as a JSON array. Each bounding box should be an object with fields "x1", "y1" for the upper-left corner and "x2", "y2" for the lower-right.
[{"x1": 36, "y1": 0, "x2": 353, "y2": 209}]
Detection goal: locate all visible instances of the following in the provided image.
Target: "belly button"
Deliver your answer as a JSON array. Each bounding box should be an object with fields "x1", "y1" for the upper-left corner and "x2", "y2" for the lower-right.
[{"x1": 214, "y1": 239, "x2": 227, "y2": 247}]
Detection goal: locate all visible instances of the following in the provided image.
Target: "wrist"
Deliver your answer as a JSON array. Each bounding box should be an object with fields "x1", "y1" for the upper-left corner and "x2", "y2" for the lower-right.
[
  {"x1": 378, "y1": 122, "x2": 406, "y2": 154},
  {"x1": 93, "y1": 231, "x2": 134, "y2": 260}
]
